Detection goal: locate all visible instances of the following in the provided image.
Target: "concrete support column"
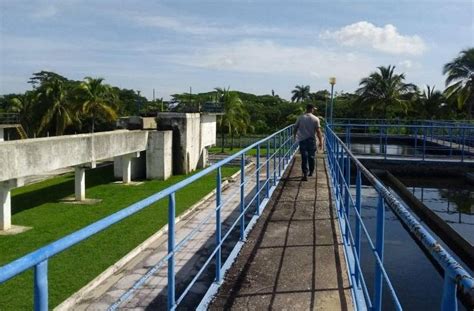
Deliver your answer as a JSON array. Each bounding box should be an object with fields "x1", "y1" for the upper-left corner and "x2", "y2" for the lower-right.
[
  {"x1": 198, "y1": 147, "x2": 208, "y2": 169},
  {"x1": 75, "y1": 166, "x2": 86, "y2": 201},
  {"x1": 0, "y1": 187, "x2": 11, "y2": 230},
  {"x1": 122, "y1": 154, "x2": 132, "y2": 184},
  {"x1": 0, "y1": 128, "x2": 4, "y2": 142},
  {"x1": 146, "y1": 131, "x2": 172, "y2": 180},
  {"x1": 0, "y1": 179, "x2": 23, "y2": 231}
]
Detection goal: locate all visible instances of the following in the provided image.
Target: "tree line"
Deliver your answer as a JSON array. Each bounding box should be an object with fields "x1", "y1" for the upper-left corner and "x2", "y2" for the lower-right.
[{"x1": 0, "y1": 48, "x2": 472, "y2": 139}]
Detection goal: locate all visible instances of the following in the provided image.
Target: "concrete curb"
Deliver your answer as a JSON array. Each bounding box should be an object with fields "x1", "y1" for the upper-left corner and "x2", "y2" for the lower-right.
[{"x1": 55, "y1": 163, "x2": 254, "y2": 311}]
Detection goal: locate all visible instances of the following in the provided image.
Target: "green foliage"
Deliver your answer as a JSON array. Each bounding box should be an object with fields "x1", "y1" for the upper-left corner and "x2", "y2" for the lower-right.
[{"x1": 443, "y1": 48, "x2": 474, "y2": 118}]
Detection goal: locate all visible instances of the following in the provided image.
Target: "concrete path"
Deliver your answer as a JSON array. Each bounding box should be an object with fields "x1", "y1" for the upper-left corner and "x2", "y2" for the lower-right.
[
  {"x1": 66, "y1": 163, "x2": 265, "y2": 310},
  {"x1": 209, "y1": 155, "x2": 353, "y2": 310}
]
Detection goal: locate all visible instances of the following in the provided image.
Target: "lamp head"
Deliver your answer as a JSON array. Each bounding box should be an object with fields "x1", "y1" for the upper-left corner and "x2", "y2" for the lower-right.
[{"x1": 329, "y1": 77, "x2": 336, "y2": 85}]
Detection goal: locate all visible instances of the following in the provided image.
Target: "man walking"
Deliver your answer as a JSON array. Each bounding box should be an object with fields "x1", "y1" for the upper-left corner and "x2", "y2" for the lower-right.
[{"x1": 293, "y1": 104, "x2": 323, "y2": 181}]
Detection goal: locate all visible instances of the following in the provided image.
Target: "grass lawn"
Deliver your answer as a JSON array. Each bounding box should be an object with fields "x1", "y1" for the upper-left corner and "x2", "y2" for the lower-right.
[{"x1": 0, "y1": 164, "x2": 238, "y2": 310}]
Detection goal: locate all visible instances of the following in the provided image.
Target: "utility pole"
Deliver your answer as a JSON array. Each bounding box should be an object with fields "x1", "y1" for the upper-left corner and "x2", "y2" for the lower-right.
[{"x1": 329, "y1": 77, "x2": 336, "y2": 126}]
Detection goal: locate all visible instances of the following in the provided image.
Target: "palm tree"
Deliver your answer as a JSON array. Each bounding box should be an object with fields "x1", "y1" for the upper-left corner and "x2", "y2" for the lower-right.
[
  {"x1": 419, "y1": 85, "x2": 445, "y2": 119},
  {"x1": 8, "y1": 91, "x2": 36, "y2": 136},
  {"x1": 443, "y1": 48, "x2": 474, "y2": 118},
  {"x1": 36, "y1": 78, "x2": 74, "y2": 136},
  {"x1": 356, "y1": 65, "x2": 416, "y2": 118},
  {"x1": 75, "y1": 77, "x2": 118, "y2": 132},
  {"x1": 215, "y1": 87, "x2": 250, "y2": 152},
  {"x1": 291, "y1": 85, "x2": 311, "y2": 103}
]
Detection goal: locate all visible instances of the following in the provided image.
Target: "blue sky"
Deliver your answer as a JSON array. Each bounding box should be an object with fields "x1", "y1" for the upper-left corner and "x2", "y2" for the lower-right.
[{"x1": 0, "y1": 0, "x2": 472, "y2": 100}]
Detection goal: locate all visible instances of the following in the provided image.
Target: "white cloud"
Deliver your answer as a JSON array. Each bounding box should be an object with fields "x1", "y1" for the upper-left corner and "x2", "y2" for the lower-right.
[
  {"x1": 398, "y1": 59, "x2": 422, "y2": 70},
  {"x1": 321, "y1": 21, "x2": 427, "y2": 55},
  {"x1": 171, "y1": 39, "x2": 375, "y2": 85}
]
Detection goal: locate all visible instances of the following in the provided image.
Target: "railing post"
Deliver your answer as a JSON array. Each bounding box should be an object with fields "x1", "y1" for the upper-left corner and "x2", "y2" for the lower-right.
[
  {"x1": 344, "y1": 149, "x2": 350, "y2": 244},
  {"x1": 278, "y1": 133, "x2": 282, "y2": 177},
  {"x1": 339, "y1": 145, "x2": 345, "y2": 215},
  {"x1": 354, "y1": 169, "x2": 362, "y2": 287},
  {"x1": 215, "y1": 167, "x2": 222, "y2": 282},
  {"x1": 414, "y1": 127, "x2": 418, "y2": 156},
  {"x1": 449, "y1": 127, "x2": 453, "y2": 156},
  {"x1": 461, "y1": 127, "x2": 465, "y2": 162},
  {"x1": 422, "y1": 127, "x2": 426, "y2": 161},
  {"x1": 373, "y1": 194, "x2": 385, "y2": 311},
  {"x1": 34, "y1": 260, "x2": 48, "y2": 311},
  {"x1": 240, "y1": 154, "x2": 245, "y2": 241},
  {"x1": 441, "y1": 275, "x2": 457, "y2": 311},
  {"x1": 167, "y1": 193, "x2": 176, "y2": 310},
  {"x1": 384, "y1": 126, "x2": 388, "y2": 160},
  {"x1": 266, "y1": 140, "x2": 270, "y2": 198},
  {"x1": 273, "y1": 135, "x2": 277, "y2": 185},
  {"x1": 256, "y1": 145, "x2": 260, "y2": 215}
]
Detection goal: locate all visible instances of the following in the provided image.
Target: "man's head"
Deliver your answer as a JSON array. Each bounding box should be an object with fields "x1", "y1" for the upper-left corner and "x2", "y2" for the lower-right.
[{"x1": 306, "y1": 104, "x2": 315, "y2": 113}]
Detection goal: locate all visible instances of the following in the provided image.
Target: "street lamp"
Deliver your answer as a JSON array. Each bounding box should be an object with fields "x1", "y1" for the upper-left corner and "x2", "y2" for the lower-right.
[{"x1": 329, "y1": 77, "x2": 336, "y2": 126}]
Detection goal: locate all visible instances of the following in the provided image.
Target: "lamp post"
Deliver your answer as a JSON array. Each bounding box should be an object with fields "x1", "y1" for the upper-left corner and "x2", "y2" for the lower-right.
[{"x1": 329, "y1": 77, "x2": 336, "y2": 126}]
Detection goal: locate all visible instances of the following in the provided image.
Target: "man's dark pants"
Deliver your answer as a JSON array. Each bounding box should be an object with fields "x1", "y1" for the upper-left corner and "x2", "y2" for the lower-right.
[{"x1": 299, "y1": 137, "x2": 316, "y2": 176}]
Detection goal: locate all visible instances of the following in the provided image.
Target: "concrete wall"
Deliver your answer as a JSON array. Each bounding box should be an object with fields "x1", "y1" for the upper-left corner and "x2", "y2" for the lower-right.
[
  {"x1": 200, "y1": 114, "x2": 216, "y2": 147},
  {"x1": 0, "y1": 130, "x2": 149, "y2": 182},
  {"x1": 157, "y1": 113, "x2": 217, "y2": 174},
  {"x1": 146, "y1": 131, "x2": 172, "y2": 180}
]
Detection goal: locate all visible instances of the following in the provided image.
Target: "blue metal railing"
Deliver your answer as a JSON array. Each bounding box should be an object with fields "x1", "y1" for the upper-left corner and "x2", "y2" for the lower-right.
[
  {"x1": 0, "y1": 125, "x2": 298, "y2": 310},
  {"x1": 332, "y1": 122, "x2": 474, "y2": 162},
  {"x1": 325, "y1": 125, "x2": 474, "y2": 310}
]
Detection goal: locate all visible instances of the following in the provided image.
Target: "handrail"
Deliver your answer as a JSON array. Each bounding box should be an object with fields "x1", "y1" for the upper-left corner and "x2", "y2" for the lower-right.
[
  {"x1": 0, "y1": 125, "x2": 298, "y2": 310},
  {"x1": 0, "y1": 113, "x2": 20, "y2": 125},
  {"x1": 325, "y1": 125, "x2": 474, "y2": 310}
]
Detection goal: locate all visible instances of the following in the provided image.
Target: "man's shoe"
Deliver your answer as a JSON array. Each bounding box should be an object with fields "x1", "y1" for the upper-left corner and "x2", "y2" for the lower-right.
[
  {"x1": 308, "y1": 171, "x2": 313, "y2": 177},
  {"x1": 302, "y1": 176, "x2": 308, "y2": 181}
]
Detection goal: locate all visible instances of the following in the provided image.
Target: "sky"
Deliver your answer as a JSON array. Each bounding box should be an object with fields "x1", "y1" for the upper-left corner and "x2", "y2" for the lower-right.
[{"x1": 0, "y1": 0, "x2": 473, "y2": 100}]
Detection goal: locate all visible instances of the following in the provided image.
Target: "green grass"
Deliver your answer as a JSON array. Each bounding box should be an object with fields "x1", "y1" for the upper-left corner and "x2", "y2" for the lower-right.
[
  {"x1": 0, "y1": 165, "x2": 238, "y2": 310},
  {"x1": 209, "y1": 146, "x2": 276, "y2": 156}
]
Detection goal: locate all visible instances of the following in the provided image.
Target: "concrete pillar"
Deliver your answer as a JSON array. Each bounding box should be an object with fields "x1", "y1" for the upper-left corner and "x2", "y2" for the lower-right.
[
  {"x1": 0, "y1": 128, "x2": 4, "y2": 142},
  {"x1": 122, "y1": 154, "x2": 132, "y2": 184},
  {"x1": 0, "y1": 186, "x2": 11, "y2": 230},
  {"x1": 75, "y1": 166, "x2": 86, "y2": 201},
  {"x1": 0, "y1": 179, "x2": 23, "y2": 231},
  {"x1": 146, "y1": 131, "x2": 172, "y2": 180},
  {"x1": 198, "y1": 147, "x2": 208, "y2": 169}
]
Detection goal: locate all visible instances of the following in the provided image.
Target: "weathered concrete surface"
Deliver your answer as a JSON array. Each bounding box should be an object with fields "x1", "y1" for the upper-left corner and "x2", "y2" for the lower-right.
[
  {"x1": 209, "y1": 155, "x2": 353, "y2": 310},
  {"x1": 0, "y1": 130, "x2": 149, "y2": 182},
  {"x1": 157, "y1": 113, "x2": 216, "y2": 174},
  {"x1": 146, "y1": 131, "x2": 173, "y2": 180}
]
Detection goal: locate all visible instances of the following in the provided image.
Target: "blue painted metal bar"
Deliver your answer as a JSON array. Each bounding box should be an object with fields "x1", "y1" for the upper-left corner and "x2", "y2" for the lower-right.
[
  {"x1": 167, "y1": 193, "x2": 176, "y2": 310},
  {"x1": 240, "y1": 153, "x2": 245, "y2": 241},
  {"x1": 215, "y1": 167, "x2": 222, "y2": 283},
  {"x1": 266, "y1": 140, "x2": 270, "y2": 198},
  {"x1": 273, "y1": 135, "x2": 277, "y2": 185},
  {"x1": 325, "y1": 124, "x2": 474, "y2": 310},
  {"x1": 373, "y1": 194, "x2": 385, "y2": 311},
  {"x1": 442, "y1": 274, "x2": 457, "y2": 311},
  {"x1": 34, "y1": 260, "x2": 48, "y2": 311},
  {"x1": 255, "y1": 145, "x2": 260, "y2": 216},
  {"x1": 354, "y1": 168, "x2": 362, "y2": 287}
]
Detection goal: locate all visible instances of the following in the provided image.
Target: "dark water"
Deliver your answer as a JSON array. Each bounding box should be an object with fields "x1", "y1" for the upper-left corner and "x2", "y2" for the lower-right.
[
  {"x1": 351, "y1": 184, "x2": 471, "y2": 310},
  {"x1": 399, "y1": 177, "x2": 474, "y2": 245}
]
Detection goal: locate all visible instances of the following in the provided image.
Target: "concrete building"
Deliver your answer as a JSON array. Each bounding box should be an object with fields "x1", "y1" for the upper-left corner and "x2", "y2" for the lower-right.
[{"x1": 0, "y1": 113, "x2": 217, "y2": 232}]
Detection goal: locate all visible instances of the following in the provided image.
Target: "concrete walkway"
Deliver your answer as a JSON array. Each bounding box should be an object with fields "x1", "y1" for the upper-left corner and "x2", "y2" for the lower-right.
[{"x1": 209, "y1": 155, "x2": 353, "y2": 310}]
